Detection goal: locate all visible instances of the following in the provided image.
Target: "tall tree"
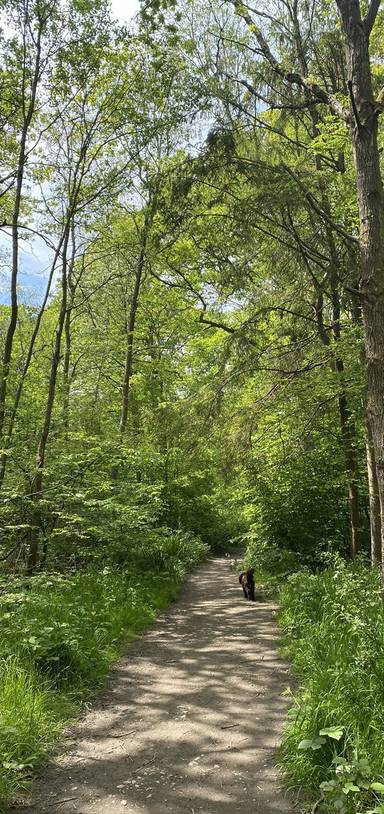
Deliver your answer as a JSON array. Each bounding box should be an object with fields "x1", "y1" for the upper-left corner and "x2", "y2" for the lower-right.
[{"x1": 0, "y1": 0, "x2": 58, "y2": 443}]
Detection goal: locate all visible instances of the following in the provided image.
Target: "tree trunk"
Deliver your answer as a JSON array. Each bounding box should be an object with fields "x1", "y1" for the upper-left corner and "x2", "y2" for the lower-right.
[
  {"x1": 336, "y1": 370, "x2": 361, "y2": 558},
  {"x1": 119, "y1": 247, "x2": 145, "y2": 435},
  {"x1": 26, "y1": 229, "x2": 70, "y2": 574},
  {"x1": 119, "y1": 206, "x2": 154, "y2": 435},
  {"x1": 62, "y1": 227, "x2": 77, "y2": 435},
  {"x1": 330, "y1": 269, "x2": 361, "y2": 557},
  {"x1": 0, "y1": 231, "x2": 68, "y2": 488},
  {"x1": 336, "y1": 0, "x2": 384, "y2": 571},
  {"x1": 310, "y1": 241, "x2": 361, "y2": 556},
  {"x1": 366, "y1": 414, "x2": 382, "y2": 564},
  {"x1": 350, "y1": 293, "x2": 382, "y2": 564},
  {"x1": 62, "y1": 302, "x2": 72, "y2": 435},
  {"x1": 288, "y1": 7, "x2": 363, "y2": 556},
  {"x1": 0, "y1": 29, "x2": 42, "y2": 442}
]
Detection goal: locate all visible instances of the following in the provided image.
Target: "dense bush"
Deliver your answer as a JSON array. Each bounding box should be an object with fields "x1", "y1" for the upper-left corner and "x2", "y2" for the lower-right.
[
  {"x1": 242, "y1": 459, "x2": 357, "y2": 572},
  {"x1": 278, "y1": 560, "x2": 384, "y2": 813},
  {"x1": 241, "y1": 532, "x2": 304, "y2": 583},
  {"x1": 0, "y1": 530, "x2": 208, "y2": 810}
]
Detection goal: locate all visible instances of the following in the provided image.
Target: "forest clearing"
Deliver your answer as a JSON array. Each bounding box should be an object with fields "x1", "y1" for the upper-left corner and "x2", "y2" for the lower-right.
[{"x1": 1, "y1": 0, "x2": 384, "y2": 811}]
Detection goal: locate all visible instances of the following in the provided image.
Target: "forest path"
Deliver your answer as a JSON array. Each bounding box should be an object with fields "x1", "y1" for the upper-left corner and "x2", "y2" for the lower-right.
[{"x1": 21, "y1": 557, "x2": 295, "y2": 814}]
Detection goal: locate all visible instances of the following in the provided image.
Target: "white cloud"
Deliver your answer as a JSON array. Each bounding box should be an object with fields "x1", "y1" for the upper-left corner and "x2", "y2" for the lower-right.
[{"x1": 111, "y1": 0, "x2": 140, "y2": 23}]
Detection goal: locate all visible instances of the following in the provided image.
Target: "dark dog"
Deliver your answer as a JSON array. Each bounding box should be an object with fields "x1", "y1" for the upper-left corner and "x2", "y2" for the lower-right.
[{"x1": 238, "y1": 568, "x2": 256, "y2": 601}]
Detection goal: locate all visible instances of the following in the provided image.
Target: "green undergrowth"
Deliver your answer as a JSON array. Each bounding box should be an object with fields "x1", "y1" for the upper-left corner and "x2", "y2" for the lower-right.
[
  {"x1": 277, "y1": 558, "x2": 384, "y2": 814},
  {"x1": 0, "y1": 531, "x2": 208, "y2": 811}
]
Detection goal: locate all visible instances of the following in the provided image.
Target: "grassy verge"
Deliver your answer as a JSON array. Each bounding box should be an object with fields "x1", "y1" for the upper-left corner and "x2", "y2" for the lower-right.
[
  {"x1": 277, "y1": 558, "x2": 384, "y2": 814},
  {"x1": 0, "y1": 532, "x2": 208, "y2": 811}
]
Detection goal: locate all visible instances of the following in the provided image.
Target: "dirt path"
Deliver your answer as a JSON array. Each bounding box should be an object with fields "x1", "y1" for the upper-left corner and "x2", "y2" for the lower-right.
[{"x1": 21, "y1": 557, "x2": 295, "y2": 814}]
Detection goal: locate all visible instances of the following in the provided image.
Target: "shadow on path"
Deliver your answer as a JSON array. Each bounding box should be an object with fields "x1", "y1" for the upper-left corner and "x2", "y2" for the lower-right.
[{"x1": 20, "y1": 557, "x2": 296, "y2": 814}]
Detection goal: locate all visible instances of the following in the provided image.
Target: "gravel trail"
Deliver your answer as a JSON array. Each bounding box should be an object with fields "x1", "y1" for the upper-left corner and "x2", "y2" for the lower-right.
[{"x1": 20, "y1": 557, "x2": 295, "y2": 814}]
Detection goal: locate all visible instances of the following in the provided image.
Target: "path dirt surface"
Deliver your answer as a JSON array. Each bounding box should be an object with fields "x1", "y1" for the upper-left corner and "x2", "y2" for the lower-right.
[{"x1": 20, "y1": 557, "x2": 295, "y2": 814}]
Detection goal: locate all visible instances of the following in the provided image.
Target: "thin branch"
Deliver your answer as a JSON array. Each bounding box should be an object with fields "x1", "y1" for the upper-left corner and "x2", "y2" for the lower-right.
[
  {"x1": 225, "y1": 73, "x2": 322, "y2": 111},
  {"x1": 281, "y1": 164, "x2": 358, "y2": 246},
  {"x1": 199, "y1": 313, "x2": 235, "y2": 333},
  {"x1": 0, "y1": 541, "x2": 24, "y2": 562}
]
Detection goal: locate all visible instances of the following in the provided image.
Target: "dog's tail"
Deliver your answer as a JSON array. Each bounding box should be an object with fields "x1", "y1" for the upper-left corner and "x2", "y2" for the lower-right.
[{"x1": 238, "y1": 572, "x2": 245, "y2": 584}]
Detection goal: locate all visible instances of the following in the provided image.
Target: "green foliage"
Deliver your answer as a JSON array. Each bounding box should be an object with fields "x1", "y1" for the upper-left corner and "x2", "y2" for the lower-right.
[
  {"x1": 239, "y1": 431, "x2": 356, "y2": 579},
  {"x1": 319, "y1": 753, "x2": 384, "y2": 814},
  {"x1": 297, "y1": 738, "x2": 384, "y2": 813},
  {"x1": 278, "y1": 562, "x2": 384, "y2": 813}
]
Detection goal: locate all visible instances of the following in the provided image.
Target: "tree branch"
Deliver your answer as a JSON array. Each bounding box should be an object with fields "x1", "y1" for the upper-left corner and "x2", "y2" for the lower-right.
[
  {"x1": 281, "y1": 164, "x2": 358, "y2": 246},
  {"x1": 363, "y1": 0, "x2": 381, "y2": 36},
  {"x1": 232, "y1": 0, "x2": 350, "y2": 122},
  {"x1": 348, "y1": 80, "x2": 363, "y2": 131},
  {"x1": 0, "y1": 541, "x2": 23, "y2": 562},
  {"x1": 225, "y1": 73, "x2": 322, "y2": 111},
  {"x1": 198, "y1": 313, "x2": 235, "y2": 333}
]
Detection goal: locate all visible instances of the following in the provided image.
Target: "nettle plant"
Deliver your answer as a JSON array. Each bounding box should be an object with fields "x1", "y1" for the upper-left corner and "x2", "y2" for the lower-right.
[{"x1": 298, "y1": 728, "x2": 384, "y2": 813}]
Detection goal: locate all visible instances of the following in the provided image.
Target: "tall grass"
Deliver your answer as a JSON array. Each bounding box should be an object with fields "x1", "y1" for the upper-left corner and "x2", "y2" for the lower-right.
[
  {"x1": 0, "y1": 532, "x2": 208, "y2": 811},
  {"x1": 278, "y1": 559, "x2": 384, "y2": 812},
  {"x1": 0, "y1": 659, "x2": 58, "y2": 806}
]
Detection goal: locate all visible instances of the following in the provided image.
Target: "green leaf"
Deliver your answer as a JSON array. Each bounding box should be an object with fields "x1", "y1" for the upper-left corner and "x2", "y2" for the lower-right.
[
  {"x1": 342, "y1": 783, "x2": 360, "y2": 794},
  {"x1": 298, "y1": 736, "x2": 326, "y2": 751},
  {"x1": 334, "y1": 799, "x2": 346, "y2": 811},
  {"x1": 320, "y1": 780, "x2": 337, "y2": 791},
  {"x1": 298, "y1": 739, "x2": 314, "y2": 750},
  {"x1": 319, "y1": 726, "x2": 345, "y2": 741},
  {"x1": 371, "y1": 783, "x2": 384, "y2": 794}
]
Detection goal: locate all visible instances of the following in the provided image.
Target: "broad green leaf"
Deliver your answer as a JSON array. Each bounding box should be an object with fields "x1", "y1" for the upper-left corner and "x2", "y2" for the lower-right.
[
  {"x1": 342, "y1": 783, "x2": 360, "y2": 794},
  {"x1": 320, "y1": 726, "x2": 345, "y2": 741},
  {"x1": 298, "y1": 736, "x2": 326, "y2": 751}
]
